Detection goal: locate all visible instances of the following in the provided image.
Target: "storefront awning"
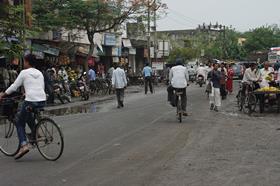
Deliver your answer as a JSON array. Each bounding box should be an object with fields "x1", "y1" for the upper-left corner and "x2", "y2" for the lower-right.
[{"x1": 32, "y1": 43, "x2": 60, "y2": 56}]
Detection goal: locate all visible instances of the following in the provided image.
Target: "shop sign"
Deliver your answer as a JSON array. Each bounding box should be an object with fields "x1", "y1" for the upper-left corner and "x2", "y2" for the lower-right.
[
  {"x1": 129, "y1": 48, "x2": 136, "y2": 55},
  {"x1": 113, "y1": 57, "x2": 119, "y2": 63},
  {"x1": 112, "y1": 47, "x2": 121, "y2": 56},
  {"x1": 32, "y1": 44, "x2": 60, "y2": 56},
  {"x1": 32, "y1": 44, "x2": 47, "y2": 52},
  {"x1": 44, "y1": 47, "x2": 60, "y2": 56},
  {"x1": 152, "y1": 62, "x2": 164, "y2": 70},
  {"x1": 33, "y1": 51, "x2": 45, "y2": 59},
  {"x1": 30, "y1": 44, "x2": 45, "y2": 59},
  {"x1": 122, "y1": 39, "x2": 132, "y2": 48},
  {"x1": 104, "y1": 33, "x2": 116, "y2": 46}
]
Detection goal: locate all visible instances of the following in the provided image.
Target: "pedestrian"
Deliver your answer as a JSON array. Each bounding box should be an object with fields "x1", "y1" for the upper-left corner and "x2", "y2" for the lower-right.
[
  {"x1": 219, "y1": 63, "x2": 228, "y2": 100},
  {"x1": 208, "y1": 63, "x2": 222, "y2": 112},
  {"x1": 226, "y1": 64, "x2": 234, "y2": 94},
  {"x1": 142, "y1": 63, "x2": 153, "y2": 94},
  {"x1": 169, "y1": 58, "x2": 189, "y2": 116},
  {"x1": 8, "y1": 65, "x2": 18, "y2": 85},
  {"x1": 112, "y1": 64, "x2": 127, "y2": 108},
  {"x1": 88, "y1": 66, "x2": 96, "y2": 91},
  {"x1": 277, "y1": 67, "x2": 280, "y2": 86},
  {"x1": 88, "y1": 66, "x2": 96, "y2": 81},
  {"x1": 44, "y1": 68, "x2": 55, "y2": 104},
  {"x1": 274, "y1": 60, "x2": 280, "y2": 71},
  {"x1": 107, "y1": 66, "x2": 115, "y2": 79},
  {"x1": 0, "y1": 57, "x2": 10, "y2": 91}
]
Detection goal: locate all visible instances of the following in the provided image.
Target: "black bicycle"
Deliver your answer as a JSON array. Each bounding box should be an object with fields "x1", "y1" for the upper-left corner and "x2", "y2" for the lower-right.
[
  {"x1": 0, "y1": 97, "x2": 64, "y2": 161},
  {"x1": 236, "y1": 82, "x2": 257, "y2": 114},
  {"x1": 175, "y1": 89, "x2": 184, "y2": 123}
]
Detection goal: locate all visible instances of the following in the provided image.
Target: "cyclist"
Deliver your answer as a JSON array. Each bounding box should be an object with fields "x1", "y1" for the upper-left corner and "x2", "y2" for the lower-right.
[
  {"x1": 241, "y1": 63, "x2": 260, "y2": 96},
  {"x1": 0, "y1": 54, "x2": 46, "y2": 160},
  {"x1": 169, "y1": 59, "x2": 189, "y2": 116}
]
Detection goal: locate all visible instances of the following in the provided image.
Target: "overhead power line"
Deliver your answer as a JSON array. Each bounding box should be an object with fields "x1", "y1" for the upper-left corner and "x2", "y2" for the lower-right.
[{"x1": 168, "y1": 8, "x2": 201, "y2": 25}]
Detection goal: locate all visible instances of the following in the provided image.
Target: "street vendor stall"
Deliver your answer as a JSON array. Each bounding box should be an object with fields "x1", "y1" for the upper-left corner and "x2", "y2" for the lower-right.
[{"x1": 254, "y1": 87, "x2": 280, "y2": 113}]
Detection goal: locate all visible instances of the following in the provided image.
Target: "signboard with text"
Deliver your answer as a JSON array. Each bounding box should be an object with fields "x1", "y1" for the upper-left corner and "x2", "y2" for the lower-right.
[
  {"x1": 152, "y1": 62, "x2": 164, "y2": 70},
  {"x1": 104, "y1": 33, "x2": 116, "y2": 46}
]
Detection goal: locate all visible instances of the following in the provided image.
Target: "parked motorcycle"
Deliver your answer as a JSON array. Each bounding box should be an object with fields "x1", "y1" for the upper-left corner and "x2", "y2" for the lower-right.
[
  {"x1": 77, "y1": 72, "x2": 90, "y2": 101},
  {"x1": 53, "y1": 81, "x2": 71, "y2": 104}
]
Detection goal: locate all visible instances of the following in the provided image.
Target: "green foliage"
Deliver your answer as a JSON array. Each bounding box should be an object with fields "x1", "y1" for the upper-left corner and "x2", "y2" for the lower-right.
[
  {"x1": 243, "y1": 25, "x2": 280, "y2": 53},
  {"x1": 33, "y1": 0, "x2": 144, "y2": 43},
  {"x1": 0, "y1": 4, "x2": 25, "y2": 58},
  {"x1": 0, "y1": 4, "x2": 37, "y2": 59},
  {"x1": 168, "y1": 47, "x2": 198, "y2": 63}
]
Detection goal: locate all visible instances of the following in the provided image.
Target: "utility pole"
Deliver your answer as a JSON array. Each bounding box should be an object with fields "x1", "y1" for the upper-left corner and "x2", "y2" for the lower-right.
[
  {"x1": 147, "y1": 0, "x2": 151, "y2": 64},
  {"x1": 153, "y1": 6, "x2": 157, "y2": 67}
]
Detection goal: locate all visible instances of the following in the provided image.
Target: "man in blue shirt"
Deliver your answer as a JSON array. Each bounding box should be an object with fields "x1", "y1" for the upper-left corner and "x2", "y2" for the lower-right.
[
  {"x1": 142, "y1": 63, "x2": 153, "y2": 94},
  {"x1": 88, "y1": 66, "x2": 96, "y2": 81},
  {"x1": 88, "y1": 66, "x2": 96, "y2": 92}
]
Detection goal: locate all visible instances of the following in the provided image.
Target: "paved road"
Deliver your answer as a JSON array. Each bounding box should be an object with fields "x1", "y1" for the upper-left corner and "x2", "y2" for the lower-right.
[{"x1": 1, "y1": 83, "x2": 280, "y2": 186}]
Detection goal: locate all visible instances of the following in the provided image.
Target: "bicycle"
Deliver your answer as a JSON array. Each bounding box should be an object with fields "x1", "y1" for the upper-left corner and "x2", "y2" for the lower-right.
[
  {"x1": 175, "y1": 89, "x2": 184, "y2": 123},
  {"x1": 236, "y1": 82, "x2": 257, "y2": 114},
  {"x1": 0, "y1": 96, "x2": 64, "y2": 161}
]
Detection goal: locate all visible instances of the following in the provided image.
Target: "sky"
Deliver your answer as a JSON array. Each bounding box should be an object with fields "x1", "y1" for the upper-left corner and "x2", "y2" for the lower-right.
[{"x1": 157, "y1": 0, "x2": 280, "y2": 32}]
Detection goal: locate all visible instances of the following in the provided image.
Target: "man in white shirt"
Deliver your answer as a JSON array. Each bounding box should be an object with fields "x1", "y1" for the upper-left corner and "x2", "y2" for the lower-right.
[
  {"x1": 112, "y1": 64, "x2": 127, "y2": 108},
  {"x1": 169, "y1": 59, "x2": 189, "y2": 116},
  {"x1": 242, "y1": 63, "x2": 260, "y2": 84},
  {"x1": 258, "y1": 61, "x2": 274, "y2": 88},
  {"x1": 0, "y1": 54, "x2": 46, "y2": 160},
  {"x1": 205, "y1": 63, "x2": 213, "y2": 79}
]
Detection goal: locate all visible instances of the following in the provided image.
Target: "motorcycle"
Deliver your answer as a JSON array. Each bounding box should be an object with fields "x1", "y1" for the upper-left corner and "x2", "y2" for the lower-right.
[
  {"x1": 53, "y1": 81, "x2": 71, "y2": 104},
  {"x1": 196, "y1": 75, "x2": 205, "y2": 87},
  {"x1": 77, "y1": 72, "x2": 90, "y2": 101},
  {"x1": 189, "y1": 74, "x2": 196, "y2": 83}
]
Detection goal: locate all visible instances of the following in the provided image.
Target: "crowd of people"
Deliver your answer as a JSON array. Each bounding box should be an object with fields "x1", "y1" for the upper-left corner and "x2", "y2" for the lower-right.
[
  {"x1": 1, "y1": 53, "x2": 280, "y2": 160},
  {"x1": 167, "y1": 59, "x2": 280, "y2": 113}
]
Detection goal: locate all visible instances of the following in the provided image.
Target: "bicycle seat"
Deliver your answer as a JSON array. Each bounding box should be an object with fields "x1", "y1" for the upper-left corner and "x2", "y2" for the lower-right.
[
  {"x1": 35, "y1": 108, "x2": 45, "y2": 112},
  {"x1": 29, "y1": 107, "x2": 45, "y2": 114},
  {"x1": 176, "y1": 92, "x2": 183, "y2": 95}
]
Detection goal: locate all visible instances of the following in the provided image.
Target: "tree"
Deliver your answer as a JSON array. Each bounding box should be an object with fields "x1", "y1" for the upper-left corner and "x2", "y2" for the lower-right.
[
  {"x1": 192, "y1": 28, "x2": 245, "y2": 60},
  {"x1": 0, "y1": 4, "x2": 28, "y2": 59},
  {"x1": 33, "y1": 0, "x2": 146, "y2": 71},
  {"x1": 167, "y1": 47, "x2": 198, "y2": 63},
  {"x1": 243, "y1": 25, "x2": 280, "y2": 54}
]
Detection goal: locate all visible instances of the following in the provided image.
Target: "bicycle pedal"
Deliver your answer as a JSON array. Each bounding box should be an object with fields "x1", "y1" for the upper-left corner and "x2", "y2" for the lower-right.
[{"x1": 28, "y1": 143, "x2": 36, "y2": 149}]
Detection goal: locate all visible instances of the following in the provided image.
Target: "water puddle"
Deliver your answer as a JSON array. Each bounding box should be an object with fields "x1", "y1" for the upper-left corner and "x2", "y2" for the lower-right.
[{"x1": 45, "y1": 102, "x2": 100, "y2": 116}]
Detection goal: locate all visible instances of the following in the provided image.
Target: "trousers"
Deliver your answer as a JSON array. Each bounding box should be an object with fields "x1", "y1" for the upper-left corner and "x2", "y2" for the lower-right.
[
  {"x1": 209, "y1": 87, "x2": 221, "y2": 107},
  {"x1": 16, "y1": 101, "x2": 45, "y2": 146},
  {"x1": 115, "y1": 88, "x2": 124, "y2": 107}
]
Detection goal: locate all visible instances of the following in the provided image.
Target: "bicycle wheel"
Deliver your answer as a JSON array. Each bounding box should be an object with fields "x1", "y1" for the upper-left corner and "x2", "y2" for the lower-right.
[
  {"x1": 0, "y1": 119, "x2": 20, "y2": 156},
  {"x1": 243, "y1": 94, "x2": 257, "y2": 114},
  {"x1": 36, "y1": 118, "x2": 64, "y2": 161},
  {"x1": 236, "y1": 91, "x2": 243, "y2": 111},
  {"x1": 177, "y1": 97, "x2": 182, "y2": 123}
]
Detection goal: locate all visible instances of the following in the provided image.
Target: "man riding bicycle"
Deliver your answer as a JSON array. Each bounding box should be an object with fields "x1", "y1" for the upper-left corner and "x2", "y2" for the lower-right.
[
  {"x1": 0, "y1": 54, "x2": 46, "y2": 160},
  {"x1": 241, "y1": 63, "x2": 261, "y2": 95},
  {"x1": 169, "y1": 59, "x2": 189, "y2": 116}
]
